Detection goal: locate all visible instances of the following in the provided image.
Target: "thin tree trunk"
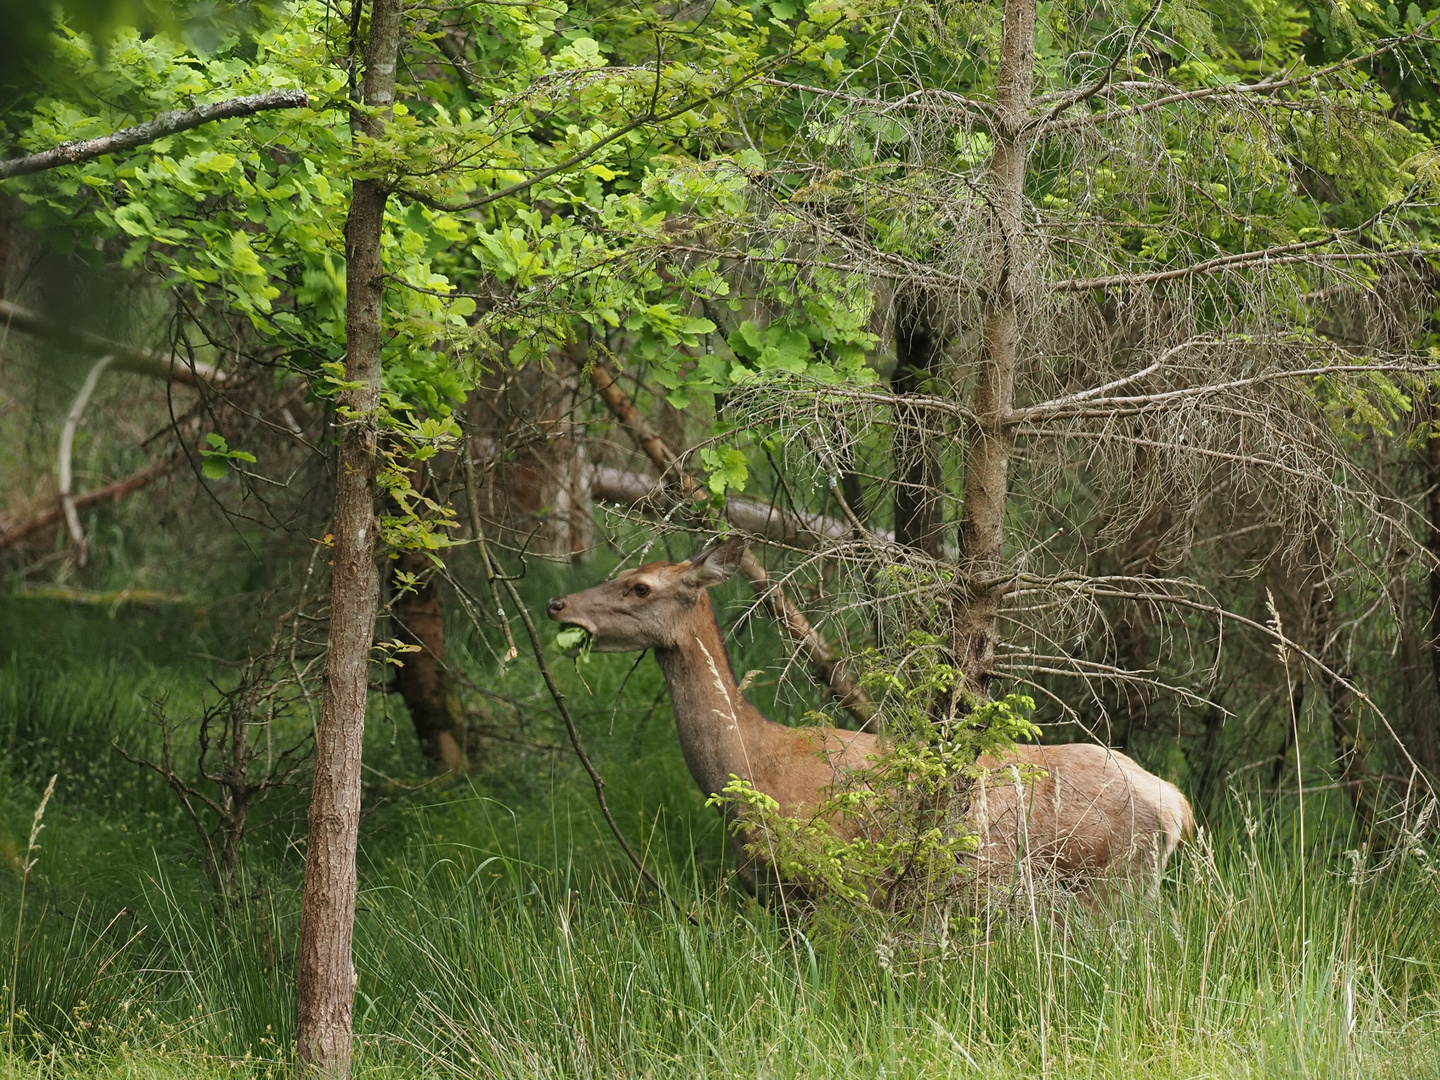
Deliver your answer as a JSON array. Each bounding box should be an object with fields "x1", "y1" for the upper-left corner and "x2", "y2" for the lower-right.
[
  {"x1": 391, "y1": 540, "x2": 467, "y2": 773},
  {"x1": 1312, "y1": 579, "x2": 1377, "y2": 834},
  {"x1": 1192, "y1": 701, "x2": 1226, "y2": 814},
  {"x1": 1322, "y1": 650, "x2": 1376, "y2": 834},
  {"x1": 295, "y1": 2, "x2": 403, "y2": 1075},
  {"x1": 1399, "y1": 592, "x2": 1437, "y2": 776},
  {"x1": 1425, "y1": 401, "x2": 1440, "y2": 771},
  {"x1": 891, "y1": 293, "x2": 945, "y2": 560},
  {"x1": 950, "y1": 0, "x2": 1035, "y2": 696},
  {"x1": 386, "y1": 459, "x2": 467, "y2": 773},
  {"x1": 0, "y1": 194, "x2": 14, "y2": 300}
]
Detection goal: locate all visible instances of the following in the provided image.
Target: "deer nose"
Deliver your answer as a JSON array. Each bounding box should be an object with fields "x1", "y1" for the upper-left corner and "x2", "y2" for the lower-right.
[{"x1": 546, "y1": 597, "x2": 566, "y2": 618}]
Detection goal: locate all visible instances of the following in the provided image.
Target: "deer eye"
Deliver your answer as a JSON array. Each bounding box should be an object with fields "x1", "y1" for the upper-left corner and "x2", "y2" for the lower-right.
[{"x1": 631, "y1": 583, "x2": 650, "y2": 598}]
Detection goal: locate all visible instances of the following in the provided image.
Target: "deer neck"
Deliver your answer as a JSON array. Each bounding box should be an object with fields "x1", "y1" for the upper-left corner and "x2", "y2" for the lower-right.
[{"x1": 654, "y1": 594, "x2": 775, "y2": 800}]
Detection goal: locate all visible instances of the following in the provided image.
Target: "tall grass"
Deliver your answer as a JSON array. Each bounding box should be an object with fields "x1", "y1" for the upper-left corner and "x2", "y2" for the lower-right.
[
  {"x1": 339, "y1": 807, "x2": 1440, "y2": 1080},
  {"x1": 11, "y1": 815, "x2": 1436, "y2": 1079},
  {"x1": 3, "y1": 598, "x2": 1439, "y2": 1078},
  {"x1": 7, "y1": 776, "x2": 54, "y2": 1066}
]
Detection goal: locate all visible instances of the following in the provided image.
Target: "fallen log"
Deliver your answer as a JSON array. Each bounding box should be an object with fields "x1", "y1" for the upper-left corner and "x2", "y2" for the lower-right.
[
  {"x1": 0, "y1": 459, "x2": 170, "y2": 550},
  {"x1": 15, "y1": 585, "x2": 194, "y2": 607},
  {"x1": 587, "y1": 464, "x2": 892, "y2": 550},
  {"x1": 0, "y1": 300, "x2": 227, "y2": 387}
]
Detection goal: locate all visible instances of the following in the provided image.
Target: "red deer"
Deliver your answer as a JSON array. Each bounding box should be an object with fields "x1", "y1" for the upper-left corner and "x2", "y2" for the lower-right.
[{"x1": 547, "y1": 537, "x2": 1194, "y2": 902}]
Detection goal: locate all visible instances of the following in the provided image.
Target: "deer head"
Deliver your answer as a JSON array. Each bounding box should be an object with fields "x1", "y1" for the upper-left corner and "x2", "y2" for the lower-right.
[{"x1": 546, "y1": 537, "x2": 747, "y2": 652}]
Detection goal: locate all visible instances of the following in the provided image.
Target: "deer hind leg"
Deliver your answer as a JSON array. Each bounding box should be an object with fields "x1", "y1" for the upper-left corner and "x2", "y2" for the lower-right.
[
  {"x1": 1125, "y1": 830, "x2": 1165, "y2": 898},
  {"x1": 730, "y1": 833, "x2": 761, "y2": 896},
  {"x1": 729, "y1": 833, "x2": 816, "y2": 912}
]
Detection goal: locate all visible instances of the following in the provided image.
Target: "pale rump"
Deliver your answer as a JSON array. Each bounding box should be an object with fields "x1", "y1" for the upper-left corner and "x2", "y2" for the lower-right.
[{"x1": 547, "y1": 538, "x2": 1194, "y2": 899}]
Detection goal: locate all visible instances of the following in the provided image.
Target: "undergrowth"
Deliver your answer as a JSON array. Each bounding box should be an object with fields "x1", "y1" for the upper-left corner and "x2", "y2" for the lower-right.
[{"x1": 2, "y1": 595, "x2": 1438, "y2": 1078}]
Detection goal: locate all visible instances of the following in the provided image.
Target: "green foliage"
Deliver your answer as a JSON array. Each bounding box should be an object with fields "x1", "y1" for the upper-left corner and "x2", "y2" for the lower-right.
[
  {"x1": 700, "y1": 445, "x2": 750, "y2": 500},
  {"x1": 710, "y1": 640, "x2": 1041, "y2": 915},
  {"x1": 371, "y1": 637, "x2": 422, "y2": 668},
  {"x1": 552, "y1": 624, "x2": 594, "y2": 661},
  {"x1": 1312, "y1": 365, "x2": 1417, "y2": 439},
  {"x1": 0, "y1": 0, "x2": 902, "y2": 526},
  {"x1": 196, "y1": 432, "x2": 254, "y2": 480}
]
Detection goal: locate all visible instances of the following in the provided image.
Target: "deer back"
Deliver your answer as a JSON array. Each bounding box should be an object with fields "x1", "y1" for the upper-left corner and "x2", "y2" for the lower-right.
[{"x1": 969, "y1": 743, "x2": 1193, "y2": 889}]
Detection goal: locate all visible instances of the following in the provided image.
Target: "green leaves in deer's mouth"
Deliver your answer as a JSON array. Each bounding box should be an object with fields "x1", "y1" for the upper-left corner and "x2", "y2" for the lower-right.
[{"x1": 552, "y1": 625, "x2": 593, "y2": 661}]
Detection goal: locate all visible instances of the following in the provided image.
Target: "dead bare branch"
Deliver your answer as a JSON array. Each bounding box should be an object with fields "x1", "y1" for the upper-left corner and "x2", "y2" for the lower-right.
[
  {"x1": 0, "y1": 299, "x2": 228, "y2": 386},
  {"x1": 0, "y1": 459, "x2": 171, "y2": 551}
]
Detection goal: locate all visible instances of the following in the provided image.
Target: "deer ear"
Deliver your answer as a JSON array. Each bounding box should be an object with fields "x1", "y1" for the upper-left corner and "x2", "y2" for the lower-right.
[{"x1": 684, "y1": 536, "x2": 747, "y2": 587}]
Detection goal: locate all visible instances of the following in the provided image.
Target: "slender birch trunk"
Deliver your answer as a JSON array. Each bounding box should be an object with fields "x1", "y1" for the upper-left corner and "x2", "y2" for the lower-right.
[
  {"x1": 295, "y1": 1, "x2": 404, "y2": 1074},
  {"x1": 951, "y1": 0, "x2": 1035, "y2": 695}
]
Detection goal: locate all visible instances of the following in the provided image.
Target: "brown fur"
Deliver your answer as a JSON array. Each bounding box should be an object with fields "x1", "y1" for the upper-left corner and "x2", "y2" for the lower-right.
[{"x1": 547, "y1": 539, "x2": 1193, "y2": 899}]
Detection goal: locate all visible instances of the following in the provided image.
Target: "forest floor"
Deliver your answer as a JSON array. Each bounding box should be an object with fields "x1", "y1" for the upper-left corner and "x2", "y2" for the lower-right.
[{"x1": 2, "y1": 581, "x2": 1438, "y2": 1080}]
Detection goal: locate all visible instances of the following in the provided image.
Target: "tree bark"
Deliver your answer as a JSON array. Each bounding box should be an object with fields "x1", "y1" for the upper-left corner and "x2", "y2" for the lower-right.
[
  {"x1": 0, "y1": 194, "x2": 14, "y2": 300},
  {"x1": 950, "y1": 0, "x2": 1035, "y2": 696},
  {"x1": 391, "y1": 546, "x2": 467, "y2": 772},
  {"x1": 389, "y1": 461, "x2": 467, "y2": 773},
  {"x1": 891, "y1": 293, "x2": 945, "y2": 560},
  {"x1": 295, "y1": 2, "x2": 403, "y2": 1076}
]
